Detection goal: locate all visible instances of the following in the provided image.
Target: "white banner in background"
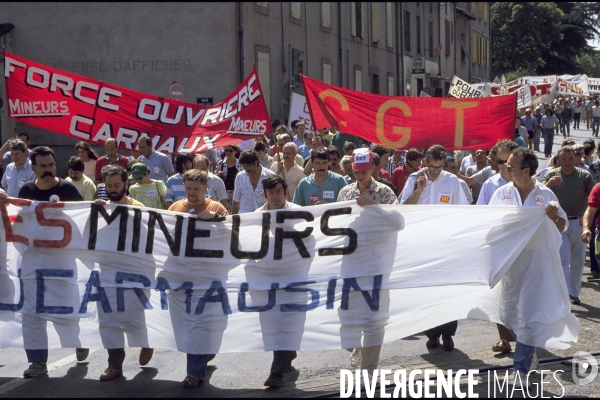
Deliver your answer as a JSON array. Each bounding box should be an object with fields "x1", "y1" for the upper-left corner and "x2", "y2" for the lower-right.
[
  {"x1": 588, "y1": 78, "x2": 600, "y2": 95},
  {"x1": 558, "y1": 75, "x2": 590, "y2": 96},
  {"x1": 516, "y1": 84, "x2": 533, "y2": 109},
  {"x1": 0, "y1": 201, "x2": 578, "y2": 353},
  {"x1": 419, "y1": 90, "x2": 431, "y2": 97},
  {"x1": 288, "y1": 92, "x2": 312, "y2": 131},
  {"x1": 448, "y1": 76, "x2": 488, "y2": 98}
]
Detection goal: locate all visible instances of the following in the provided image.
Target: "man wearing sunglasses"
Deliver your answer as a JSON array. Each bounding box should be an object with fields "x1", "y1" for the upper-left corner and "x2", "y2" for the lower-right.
[
  {"x1": 399, "y1": 144, "x2": 469, "y2": 351},
  {"x1": 488, "y1": 147, "x2": 567, "y2": 382},
  {"x1": 542, "y1": 146, "x2": 596, "y2": 306}
]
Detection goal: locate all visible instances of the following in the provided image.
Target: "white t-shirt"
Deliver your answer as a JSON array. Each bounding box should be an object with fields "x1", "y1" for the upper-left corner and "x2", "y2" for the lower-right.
[
  {"x1": 399, "y1": 170, "x2": 470, "y2": 205},
  {"x1": 488, "y1": 180, "x2": 568, "y2": 232},
  {"x1": 460, "y1": 155, "x2": 476, "y2": 173}
]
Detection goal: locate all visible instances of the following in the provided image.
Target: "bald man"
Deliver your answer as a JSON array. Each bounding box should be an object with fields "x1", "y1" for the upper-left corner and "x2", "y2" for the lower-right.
[{"x1": 95, "y1": 138, "x2": 130, "y2": 184}]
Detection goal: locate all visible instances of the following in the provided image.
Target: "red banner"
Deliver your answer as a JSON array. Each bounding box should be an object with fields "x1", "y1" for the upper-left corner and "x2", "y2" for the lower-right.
[
  {"x1": 301, "y1": 75, "x2": 516, "y2": 150},
  {"x1": 3, "y1": 51, "x2": 271, "y2": 153}
]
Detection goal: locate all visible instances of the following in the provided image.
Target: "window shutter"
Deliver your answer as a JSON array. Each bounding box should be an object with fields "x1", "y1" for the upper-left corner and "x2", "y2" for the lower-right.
[
  {"x1": 372, "y1": 2, "x2": 381, "y2": 43},
  {"x1": 386, "y1": 3, "x2": 393, "y2": 47},
  {"x1": 351, "y1": 2, "x2": 357, "y2": 36},
  {"x1": 321, "y1": 2, "x2": 331, "y2": 28},
  {"x1": 291, "y1": 2, "x2": 302, "y2": 19},
  {"x1": 257, "y1": 52, "x2": 271, "y2": 112}
]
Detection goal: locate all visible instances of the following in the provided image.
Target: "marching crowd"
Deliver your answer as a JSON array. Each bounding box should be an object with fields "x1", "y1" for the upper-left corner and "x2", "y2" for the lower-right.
[{"x1": 0, "y1": 113, "x2": 596, "y2": 388}]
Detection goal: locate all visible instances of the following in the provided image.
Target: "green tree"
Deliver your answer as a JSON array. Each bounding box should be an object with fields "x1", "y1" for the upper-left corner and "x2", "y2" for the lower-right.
[{"x1": 492, "y1": 2, "x2": 564, "y2": 74}]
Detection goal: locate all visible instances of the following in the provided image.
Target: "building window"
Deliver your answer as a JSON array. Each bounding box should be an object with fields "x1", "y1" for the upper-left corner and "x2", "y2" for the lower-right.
[
  {"x1": 322, "y1": 62, "x2": 332, "y2": 84},
  {"x1": 484, "y1": 3, "x2": 488, "y2": 23},
  {"x1": 354, "y1": 68, "x2": 362, "y2": 91},
  {"x1": 386, "y1": 3, "x2": 393, "y2": 48},
  {"x1": 479, "y1": 2, "x2": 484, "y2": 20},
  {"x1": 321, "y1": 2, "x2": 331, "y2": 28},
  {"x1": 387, "y1": 74, "x2": 395, "y2": 96},
  {"x1": 430, "y1": 2, "x2": 433, "y2": 13},
  {"x1": 372, "y1": 74, "x2": 380, "y2": 94},
  {"x1": 257, "y1": 50, "x2": 271, "y2": 112},
  {"x1": 372, "y1": 2, "x2": 381, "y2": 43},
  {"x1": 351, "y1": 2, "x2": 363, "y2": 38},
  {"x1": 256, "y1": 2, "x2": 268, "y2": 8},
  {"x1": 428, "y1": 21, "x2": 433, "y2": 58},
  {"x1": 471, "y1": 33, "x2": 478, "y2": 65},
  {"x1": 416, "y1": 16, "x2": 421, "y2": 54},
  {"x1": 404, "y1": 11, "x2": 411, "y2": 51},
  {"x1": 291, "y1": 2, "x2": 302, "y2": 20}
]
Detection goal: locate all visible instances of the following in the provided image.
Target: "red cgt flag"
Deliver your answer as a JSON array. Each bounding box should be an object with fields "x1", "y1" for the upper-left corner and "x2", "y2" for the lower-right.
[{"x1": 301, "y1": 75, "x2": 516, "y2": 150}]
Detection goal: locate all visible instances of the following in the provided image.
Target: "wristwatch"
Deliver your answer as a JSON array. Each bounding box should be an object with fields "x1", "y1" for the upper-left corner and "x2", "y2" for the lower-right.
[{"x1": 554, "y1": 216, "x2": 560, "y2": 223}]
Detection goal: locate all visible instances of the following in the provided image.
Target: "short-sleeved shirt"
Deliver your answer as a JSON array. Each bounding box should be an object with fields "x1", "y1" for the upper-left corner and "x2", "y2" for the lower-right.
[
  {"x1": 18, "y1": 178, "x2": 84, "y2": 202},
  {"x1": 1, "y1": 160, "x2": 35, "y2": 197},
  {"x1": 83, "y1": 160, "x2": 97, "y2": 181},
  {"x1": 399, "y1": 170, "x2": 469, "y2": 205},
  {"x1": 460, "y1": 156, "x2": 476, "y2": 174},
  {"x1": 587, "y1": 183, "x2": 600, "y2": 227},
  {"x1": 542, "y1": 167, "x2": 596, "y2": 217},
  {"x1": 298, "y1": 143, "x2": 311, "y2": 160},
  {"x1": 520, "y1": 116, "x2": 538, "y2": 131},
  {"x1": 391, "y1": 165, "x2": 420, "y2": 196},
  {"x1": 169, "y1": 198, "x2": 228, "y2": 217},
  {"x1": 515, "y1": 135, "x2": 527, "y2": 148},
  {"x1": 108, "y1": 197, "x2": 144, "y2": 207},
  {"x1": 129, "y1": 180, "x2": 167, "y2": 209},
  {"x1": 337, "y1": 178, "x2": 397, "y2": 204},
  {"x1": 65, "y1": 175, "x2": 97, "y2": 201},
  {"x1": 165, "y1": 173, "x2": 186, "y2": 203},
  {"x1": 488, "y1": 180, "x2": 568, "y2": 232},
  {"x1": 293, "y1": 171, "x2": 348, "y2": 206},
  {"x1": 137, "y1": 150, "x2": 174, "y2": 182},
  {"x1": 476, "y1": 173, "x2": 509, "y2": 205},
  {"x1": 330, "y1": 132, "x2": 361, "y2": 151},
  {"x1": 256, "y1": 201, "x2": 300, "y2": 211},
  {"x1": 232, "y1": 166, "x2": 275, "y2": 213},
  {"x1": 470, "y1": 166, "x2": 496, "y2": 185},
  {"x1": 540, "y1": 115, "x2": 559, "y2": 130},
  {"x1": 270, "y1": 162, "x2": 306, "y2": 201},
  {"x1": 95, "y1": 154, "x2": 130, "y2": 182}
]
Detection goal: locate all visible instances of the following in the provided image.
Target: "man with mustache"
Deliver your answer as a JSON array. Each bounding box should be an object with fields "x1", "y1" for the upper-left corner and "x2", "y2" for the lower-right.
[
  {"x1": 16, "y1": 146, "x2": 87, "y2": 379},
  {"x1": 293, "y1": 148, "x2": 347, "y2": 206},
  {"x1": 93, "y1": 165, "x2": 149, "y2": 381}
]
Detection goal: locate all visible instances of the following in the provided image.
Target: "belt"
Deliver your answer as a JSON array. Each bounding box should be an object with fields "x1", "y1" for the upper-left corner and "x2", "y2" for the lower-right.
[{"x1": 567, "y1": 215, "x2": 583, "y2": 220}]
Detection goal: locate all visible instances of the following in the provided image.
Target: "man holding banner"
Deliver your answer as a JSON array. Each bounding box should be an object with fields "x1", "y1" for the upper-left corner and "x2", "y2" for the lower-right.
[
  {"x1": 16, "y1": 146, "x2": 86, "y2": 378},
  {"x1": 399, "y1": 145, "x2": 469, "y2": 351},
  {"x1": 336, "y1": 148, "x2": 397, "y2": 379}
]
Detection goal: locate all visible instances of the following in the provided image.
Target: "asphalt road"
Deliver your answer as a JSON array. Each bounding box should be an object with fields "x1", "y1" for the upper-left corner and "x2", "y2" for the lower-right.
[{"x1": 1, "y1": 124, "x2": 599, "y2": 398}]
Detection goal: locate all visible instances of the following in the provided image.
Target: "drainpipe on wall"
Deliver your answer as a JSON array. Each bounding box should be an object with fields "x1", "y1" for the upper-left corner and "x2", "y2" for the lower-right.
[
  {"x1": 395, "y1": 2, "x2": 401, "y2": 96},
  {"x1": 238, "y1": 2, "x2": 245, "y2": 83},
  {"x1": 304, "y1": 2, "x2": 309, "y2": 77},
  {"x1": 338, "y1": 2, "x2": 343, "y2": 86},
  {"x1": 399, "y1": 4, "x2": 405, "y2": 95}
]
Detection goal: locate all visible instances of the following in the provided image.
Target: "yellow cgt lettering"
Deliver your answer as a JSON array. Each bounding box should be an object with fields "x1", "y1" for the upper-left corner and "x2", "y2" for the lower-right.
[
  {"x1": 376, "y1": 100, "x2": 412, "y2": 148},
  {"x1": 318, "y1": 89, "x2": 349, "y2": 127},
  {"x1": 441, "y1": 100, "x2": 479, "y2": 147}
]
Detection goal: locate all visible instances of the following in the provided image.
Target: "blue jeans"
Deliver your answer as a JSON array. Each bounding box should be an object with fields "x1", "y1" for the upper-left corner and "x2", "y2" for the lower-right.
[
  {"x1": 187, "y1": 354, "x2": 213, "y2": 379},
  {"x1": 514, "y1": 342, "x2": 536, "y2": 374},
  {"x1": 26, "y1": 349, "x2": 48, "y2": 363},
  {"x1": 560, "y1": 117, "x2": 570, "y2": 136},
  {"x1": 593, "y1": 117, "x2": 600, "y2": 135},
  {"x1": 542, "y1": 129, "x2": 554, "y2": 156},
  {"x1": 574, "y1": 113, "x2": 581, "y2": 129}
]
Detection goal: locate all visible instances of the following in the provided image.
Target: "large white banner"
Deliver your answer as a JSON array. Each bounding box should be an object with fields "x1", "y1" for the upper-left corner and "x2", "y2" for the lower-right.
[
  {"x1": 588, "y1": 78, "x2": 600, "y2": 95},
  {"x1": 0, "y1": 200, "x2": 578, "y2": 353},
  {"x1": 558, "y1": 75, "x2": 590, "y2": 96},
  {"x1": 448, "y1": 76, "x2": 488, "y2": 98},
  {"x1": 287, "y1": 92, "x2": 312, "y2": 131}
]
